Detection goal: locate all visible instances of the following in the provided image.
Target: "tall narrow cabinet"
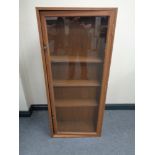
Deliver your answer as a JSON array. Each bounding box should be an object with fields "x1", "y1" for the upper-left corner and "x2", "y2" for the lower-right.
[{"x1": 36, "y1": 8, "x2": 117, "y2": 137}]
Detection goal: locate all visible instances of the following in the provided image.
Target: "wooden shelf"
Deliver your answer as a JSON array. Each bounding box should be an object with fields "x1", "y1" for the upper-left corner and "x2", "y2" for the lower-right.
[
  {"x1": 50, "y1": 56, "x2": 102, "y2": 63},
  {"x1": 57, "y1": 120, "x2": 96, "y2": 132},
  {"x1": 53, "y1": 80, "x2": 100, "y2": 87},
  {"x1": 55, "y1": 99, "x2": 98, "y2": 107}
]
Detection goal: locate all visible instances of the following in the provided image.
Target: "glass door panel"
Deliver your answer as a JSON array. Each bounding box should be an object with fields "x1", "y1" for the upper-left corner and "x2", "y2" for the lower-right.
[{"x1": 46, "y1": 16, "x2": 109, "y2": 132}]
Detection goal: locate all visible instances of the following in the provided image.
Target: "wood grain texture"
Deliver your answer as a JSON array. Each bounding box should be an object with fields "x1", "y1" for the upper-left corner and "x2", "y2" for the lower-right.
[
  {"x1": 55, "y1": 99, "x2": 98, "y2": 107},
  {"x1": 57, "y1": 121, "x2": 96, "y2": 132},
  {"x1": 53, "y1": 80, "x2": 100, "y2": 87},
  {"x1": 36, "y1": 9, "x2": 54, "y2": 136},
  {"x1": 51, "y1": 56, "x2": 102, "y2": 63},
  {"x1": 56, "y1": 106, "x2": 98, "y2": 132},
  {"x1": 36, "y1": 7, "x2": 117, "y2": 137},
  {"x1": 36, "y1": 7, "x2": 118, "y2": 11},
  {"x1": 53, "y1": 132, "x2": 98, "y2": 138},
  {"x1": 96, "y1": 9, "x2": 118, "y2": 136},
  {"x1": 39, "y1": 12, "x2": 58, "y2": 133},
  {"x1": 54, "y1": 87, "x2": 99, "y2": 100},
  {"x1": 52, "y1": 63, "x2": 101, "y2": 81}
]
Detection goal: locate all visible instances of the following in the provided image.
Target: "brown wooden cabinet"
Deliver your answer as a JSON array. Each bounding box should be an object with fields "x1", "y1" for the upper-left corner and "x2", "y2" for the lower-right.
[{"x1": 36, "y1": 8, "x2": 117, "y2": 137}]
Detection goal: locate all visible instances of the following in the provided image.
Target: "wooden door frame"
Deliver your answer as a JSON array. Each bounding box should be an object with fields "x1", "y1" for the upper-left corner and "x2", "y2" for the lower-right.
[{"x1": 36, "y1": 7, "x2": 117, "y2": 137}]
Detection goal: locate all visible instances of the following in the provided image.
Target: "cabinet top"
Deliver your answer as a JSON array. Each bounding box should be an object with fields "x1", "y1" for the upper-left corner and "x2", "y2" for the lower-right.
[{"x1": 36, "y1": 7, "x2": 118, "y2": 11}]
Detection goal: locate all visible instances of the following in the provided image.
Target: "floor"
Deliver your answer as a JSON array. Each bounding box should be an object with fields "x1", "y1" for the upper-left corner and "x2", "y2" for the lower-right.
[{"x1": 19, "y1": 110, "x2": 135, "y2": 155}]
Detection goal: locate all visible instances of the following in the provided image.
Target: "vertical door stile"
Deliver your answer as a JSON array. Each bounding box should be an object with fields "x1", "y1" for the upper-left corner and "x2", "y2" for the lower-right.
[
  {"x1": 96, "y1": 10, "x2": 117, "y2": 135},
  {"x1": 40, "y1": 14, "x2": 58, "y2": 133}
]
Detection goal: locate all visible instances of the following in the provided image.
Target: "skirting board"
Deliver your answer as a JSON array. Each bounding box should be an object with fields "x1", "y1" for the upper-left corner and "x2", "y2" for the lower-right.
[{"x1": 19, "y1": 104, "x2": 135, "y2": 117}]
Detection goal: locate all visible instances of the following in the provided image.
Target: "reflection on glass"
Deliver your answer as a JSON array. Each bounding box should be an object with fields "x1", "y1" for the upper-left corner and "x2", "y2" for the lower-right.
[
  {"x1": 46, "y1": 16, "x2": 108, "y2": 132},
  {"x1": 52, "y1": 63, "x2": 101, "y2": 81},
  {"x1": 46, "y1": 16, "x2": 108, "y2": 57},
  {"x1": 46, "y1": 16, "x2": 108, "y2": 80}
]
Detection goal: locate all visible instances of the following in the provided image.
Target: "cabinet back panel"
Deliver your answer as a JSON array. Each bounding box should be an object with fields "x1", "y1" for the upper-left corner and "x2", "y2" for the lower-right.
[
  {"x1": 56, "y1": 106, "x2": 98, "y2": 132},
  {"x1": 54, "y1": 87, "x2": 100, "y2": 100},
  {"x1": 52, "y1": 63, "x2": 102, "y2": 80}
]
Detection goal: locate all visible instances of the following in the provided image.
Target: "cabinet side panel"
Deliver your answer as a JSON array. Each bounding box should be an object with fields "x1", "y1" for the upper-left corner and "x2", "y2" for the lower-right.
[
  {"x1": 36, "y1": 9, "x2": 54, "y2": 136},
  {"x1": 97, "y1": 9, "x2": 118, "y2": 135}
]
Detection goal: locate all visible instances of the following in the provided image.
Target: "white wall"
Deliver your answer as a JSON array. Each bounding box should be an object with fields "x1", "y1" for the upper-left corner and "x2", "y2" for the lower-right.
[
  {"x1": 19, "y1": 0, "x2": 135, "y2": 108},
  {"x1": 19, "y1": 75, "x2": 29, "y2": 111}
]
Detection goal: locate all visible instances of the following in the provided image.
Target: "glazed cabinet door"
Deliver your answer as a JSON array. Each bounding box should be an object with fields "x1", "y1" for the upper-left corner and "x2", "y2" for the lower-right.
[{"x1": 37, "y1": 9, "x2": 117, "y2": 137}]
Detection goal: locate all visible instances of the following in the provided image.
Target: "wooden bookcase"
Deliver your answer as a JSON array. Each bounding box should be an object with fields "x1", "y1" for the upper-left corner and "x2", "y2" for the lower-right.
[{"x1": 36, "y1": 7, "x2": 117, "y2": 137}]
